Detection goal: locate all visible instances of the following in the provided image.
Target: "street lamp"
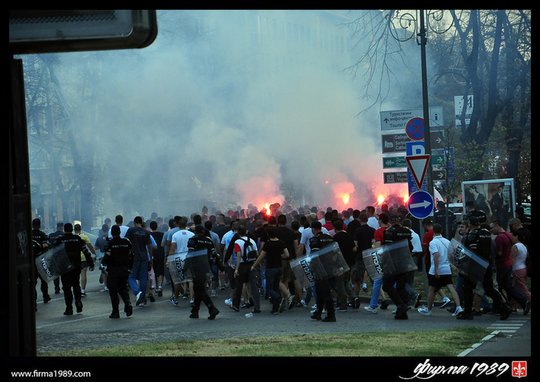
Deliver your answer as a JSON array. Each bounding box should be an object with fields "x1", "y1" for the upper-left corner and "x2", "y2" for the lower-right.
[{"x1": 387, "y1": 9, "x2": 453, "y2": 206}]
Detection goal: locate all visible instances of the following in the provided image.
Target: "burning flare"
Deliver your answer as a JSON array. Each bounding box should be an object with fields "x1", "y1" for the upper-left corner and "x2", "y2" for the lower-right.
[{"x1": 332, "y1": 181, "x2": 355, "y2": 209}]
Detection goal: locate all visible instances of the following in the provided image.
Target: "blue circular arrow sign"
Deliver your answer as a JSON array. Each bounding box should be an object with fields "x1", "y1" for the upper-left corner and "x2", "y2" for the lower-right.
[
  {"x1": 405, "y1": 117, "x2": 425, "y2": 141},
  {"x1": 407, "y1": 190, "x2": 434, "y2": 219}
]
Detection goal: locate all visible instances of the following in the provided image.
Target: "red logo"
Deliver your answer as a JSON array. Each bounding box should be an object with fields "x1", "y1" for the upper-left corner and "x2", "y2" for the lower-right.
[{"x1": 512, "y1": 361, "x2": 527, "y2": 378}]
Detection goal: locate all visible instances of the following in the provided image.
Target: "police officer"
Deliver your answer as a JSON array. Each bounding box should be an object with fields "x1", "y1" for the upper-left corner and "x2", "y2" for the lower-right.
[
  {"x1": 309, "y1": 221, "x2": 337, "y2": 322},
  {"x1": 58, "y1": 223, "x2": 94, "y2": 315},
  {"x1": 32, "y1": 218, "x2": 50, "y2": 307},
  {"x1": 382, "y1": 214, "x2": 413, "y2": 320},
  {"x1": 458, "y1": 210, "x2": 512, "y2": 320},
  {"x1": 186, "y1": 225, "x2": 220, "y2": 320},
  {"x1": 102, "y1": 225, "x2": 133, "y2": 319},
  {"x1": 48, "y1": 222, "x2": 64, "y2": 294},
  {"x1": 434, "y1": 201, "x2": 457, "y2": 239}
]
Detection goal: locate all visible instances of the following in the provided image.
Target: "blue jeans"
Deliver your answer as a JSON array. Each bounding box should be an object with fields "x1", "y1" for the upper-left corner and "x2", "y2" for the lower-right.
[
  {"x1": 369, "y1": 277, "x2": 383, "y2": 309},
  {"x1": 129, "y1": 260, "x2": 148, "y2": 300}
]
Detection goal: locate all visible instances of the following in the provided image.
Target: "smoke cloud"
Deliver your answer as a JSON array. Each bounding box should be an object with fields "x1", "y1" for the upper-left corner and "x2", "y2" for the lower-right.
[{"x1": 27, "y1": 10, "x2": 424, "y2": 223}]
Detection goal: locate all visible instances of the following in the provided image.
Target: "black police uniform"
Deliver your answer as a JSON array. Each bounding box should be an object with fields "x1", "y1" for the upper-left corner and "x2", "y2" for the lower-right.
[
  {"x1": 309, "y1": 232, "x2": 337, "y2": 322},
  {"x1": 382, "y1": 223, "x2": 413, "y2": 319},
  {"x1": 48, "y1": 230, "x2": 63, "y2": 293},
  {"x1": 434, "y1": 208, "x2": 457, "y2": 239},
  {"x1": 187, "y1": 235, "x2": 220, "y2": 319},
  {"x1": 58, "y1": 233, "x2": 94, "y2": 315},
  {"x1": 32, "y1": 228, "x2": 50, "y2": 304},
  {"x1": 103, "y1": 236, "x2": 133, "y2": 318},
  {"x1": 460, "y1": 211, "x2": 511, "y2": 320}
]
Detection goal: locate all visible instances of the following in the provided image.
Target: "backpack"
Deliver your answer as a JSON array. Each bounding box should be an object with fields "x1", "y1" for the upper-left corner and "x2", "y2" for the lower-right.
[{"x1": 241, "y1": 238, "x2": 258, "y2": 262}]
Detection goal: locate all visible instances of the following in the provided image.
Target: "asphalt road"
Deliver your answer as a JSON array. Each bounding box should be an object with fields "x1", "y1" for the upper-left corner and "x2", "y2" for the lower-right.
[{"x1": 35, "y1": 273, "x2": 531, "y2": 357}]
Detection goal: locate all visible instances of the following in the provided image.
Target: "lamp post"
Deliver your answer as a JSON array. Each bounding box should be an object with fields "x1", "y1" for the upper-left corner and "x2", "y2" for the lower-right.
[
  {"x1": 388, "y1": 10, "x2": 454, "y2": 195},
  {"x1": 418, "y1": 10, "x2": 434, "y2": 200},
  {"x1": 388, "y1": 9, "x2": 454, "y2": 232}
]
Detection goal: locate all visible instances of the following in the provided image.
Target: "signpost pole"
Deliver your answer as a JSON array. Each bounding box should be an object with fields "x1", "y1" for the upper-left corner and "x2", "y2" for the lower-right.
[{"x1": 418, "y1": 10, "x2": 434, "y2": 201}]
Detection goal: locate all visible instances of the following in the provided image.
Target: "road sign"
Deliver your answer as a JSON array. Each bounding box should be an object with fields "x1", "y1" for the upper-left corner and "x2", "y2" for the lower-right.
[
  {"x1": 430, "y1": 131, "x2": 445, "y2": 149},
  {"x1": 406, "y1": 141, "x2": 425, "y2": 156},
  {"x1": 431, "y1": 147, "x2": 455, "y2": 171},
  {"x1": 408, "y1": 190, "x2": 434, "y2": 219},
  {"x1": 382, "y1": 133, "x2": 410, "y2": 153},
  {"x1": 406, "y1": 132, "x2": 445, "y2": 152},
  {"x1": 382, "y1": 156, "x2": 407, "y2": 169},
  {"x1": 405, "y1": 117, "x2": 425, "y2": 141},
  {"x1": 432, "y1": 170, "x2": 446, "y2": 181},
  {"x1": 407, "y1": 171, "x2": 427, "y2": 194},
  {"x1": 406, "y1": 155, "x2": 431, "y2": 190},
  {"x1": 380, "y1": 106, "x2": 444, "y2": 131},
  {"x1": 406, "y1": 142, "x2": 428, "y2": 193},
  {"x1": 383, "y1": 171, "x2": 408, "y2": 184}
]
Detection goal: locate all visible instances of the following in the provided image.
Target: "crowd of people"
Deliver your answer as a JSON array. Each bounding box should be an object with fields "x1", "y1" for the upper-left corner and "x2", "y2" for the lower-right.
[{"x1": 32, "y1": 200, "x2": 531, "y2": 323}]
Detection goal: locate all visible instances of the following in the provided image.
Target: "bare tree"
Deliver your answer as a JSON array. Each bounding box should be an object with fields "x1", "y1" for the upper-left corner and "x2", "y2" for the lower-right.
[{"x1": 346, "y1": 10, "x2": 530, "y2": 200}]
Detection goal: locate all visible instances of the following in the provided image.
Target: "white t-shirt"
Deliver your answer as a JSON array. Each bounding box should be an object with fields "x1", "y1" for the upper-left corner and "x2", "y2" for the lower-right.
[
  {"x1": 221, "y1": 230, "x2": 237, "y2": 268},
  {"x1": 367, "y1": 216, "x2": 380, "y2": 230},
  {"x1": 408, "y1": 228, "x2": 422, "y2": 253},
  {"x1": 512, "y1": 242, "x2": 527, "y2": 271},
  {"x1": 428, "y1": 235, "x2": 452, "y2": 276},
  {"x1": 107, "y1": 225, "x2": 129, "y2": 239},
  {"x1": 171, "y1": 229, "x2": 194, "y2": 255},
  {"x1": 299, "y1": 227, "x2": 330, "y2": 256}
]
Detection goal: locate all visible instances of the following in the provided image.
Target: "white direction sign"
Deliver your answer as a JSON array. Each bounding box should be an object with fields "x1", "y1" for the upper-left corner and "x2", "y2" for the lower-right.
[
  {"x1": 406, "y1": 154, "x2": 430, "y2": 190},
  {"x1": 380, "y1": 106, "x2": 444, "y2": 131}
]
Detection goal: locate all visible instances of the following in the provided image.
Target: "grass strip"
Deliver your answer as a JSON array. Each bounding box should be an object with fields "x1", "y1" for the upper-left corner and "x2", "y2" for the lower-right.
[{"x1": 41, "y1": 327, "x2": 490, "y2": 357}]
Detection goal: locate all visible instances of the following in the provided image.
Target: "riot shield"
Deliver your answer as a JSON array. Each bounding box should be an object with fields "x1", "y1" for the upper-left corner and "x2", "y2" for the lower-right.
[
  {"x1": 166, "y1": 252, "x2": 192, "y2": 284},
  {"x1": 184, "y1": 249, "x2": 211, "y2": 281},
  {"x1": 379, "y1": 240, "x2": 417, "y2": 276},
  {"x1": 450, "y1": 239, "x2": 489, "y2": 283},
  {"x1": 35, "y1": 244, "x2": 74, "y2": 282},
  {"x1": 290, "y1": 255, "x2": 317, "y2": 287},
  {"x1": 308, "y1": 242, "x2": 350, "y2": 280},
  {"x1": 362, "y1": 246, "x2": 384, "y2": 281}
]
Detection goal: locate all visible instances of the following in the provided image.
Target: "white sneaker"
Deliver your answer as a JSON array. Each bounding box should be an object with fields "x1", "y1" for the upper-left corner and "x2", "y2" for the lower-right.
[
  {"x1": 440, "y1": 296, "x2": 451, "y2": 308},
  {"x1": 417, "y1": 306, "x2": 432, "y2": 316},
  {"x1": 224, "y1": 298, "x2": 232, "y2": 306},
  {"x1": 364, "y1": 306, "x2": 378, "y2": 314},
  {"x1": 287, "y1": 295, "x2": 295, "y2": 310},
  {"x1": 135, "y1": 291, "x2": 144, "y2": 306},
  {"x1": 300, "y1": 299, "x2": 308, "y2": 308},
  {"x1": 453, "y1": 306, "x2": 464, "y2": 317}
]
